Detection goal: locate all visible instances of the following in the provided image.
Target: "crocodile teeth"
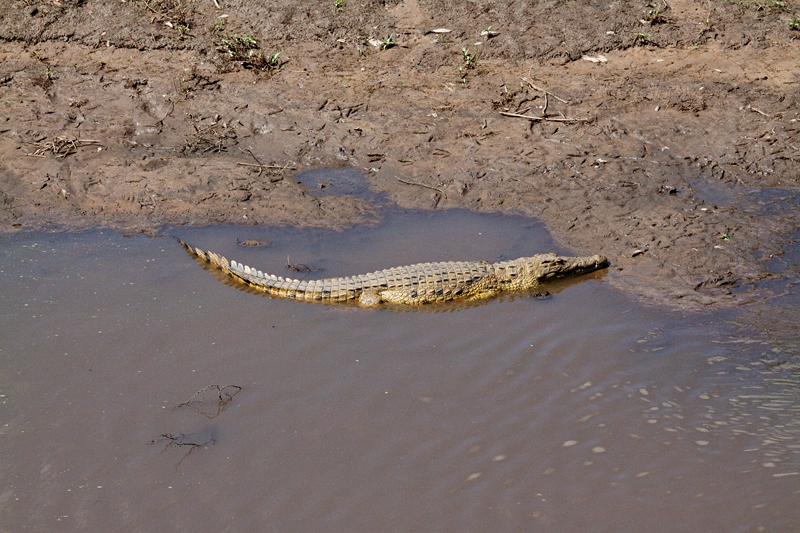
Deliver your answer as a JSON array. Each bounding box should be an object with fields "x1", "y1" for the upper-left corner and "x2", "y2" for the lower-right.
[
  {"x1": 244, "y1": 265, "x2": 251, "y2": 275},
  {"x1": 231, "y1": 260, "x2": 239, "y2": 270},
  {"x1": 257, "y1": 270, "x2": 264, "y2": 278}
]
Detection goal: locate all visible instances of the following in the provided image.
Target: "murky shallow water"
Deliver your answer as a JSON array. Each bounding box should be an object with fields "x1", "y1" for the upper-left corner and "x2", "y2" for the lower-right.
[{"x1": 1, "y1": 209, "x2": 798, "y2": 532}]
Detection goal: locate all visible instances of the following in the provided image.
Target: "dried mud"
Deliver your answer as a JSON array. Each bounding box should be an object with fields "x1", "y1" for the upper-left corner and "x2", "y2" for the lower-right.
[{"x1": 1, "y1": 0, "x2": 799, "y2": 309}]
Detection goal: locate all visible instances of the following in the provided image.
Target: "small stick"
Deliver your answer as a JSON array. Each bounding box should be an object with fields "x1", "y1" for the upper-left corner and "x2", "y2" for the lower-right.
[
  {"x1": 500, "y1": 111, "x2": 590, "y2": 123},
  {"x1": 747, "y1": 105, "x2": 772, "y2": 118},
  {"x1": 26, "y1": 137, "x2": 102, "y2": 158},
  {"x1": 396, "y1": 177, "x2": 447, "y2": 199},
  {"x1": 521, "y1": 78, "x2": 569, "y2": 103},
  {"x1": 143, "y1": 1, "x2": 159, "y2": 15},
  {"x1": 236, "y1": 162, "x2": 297, "y2": 170},
  {"x1": 246, "y1": 148, "x2": 262, "y2": 165},
  {"x1": 286, "y1": 255, "x2": 323, "y2": 273},
  {"x1": 542, "y1": 92, "x2": 549, "y2": 116},
  {"x1": 176, "y1": 384, "x2": 242, "y2": 409},
  {"x1": 245, "y1": 149, "x2": 265, "y2": 177}
]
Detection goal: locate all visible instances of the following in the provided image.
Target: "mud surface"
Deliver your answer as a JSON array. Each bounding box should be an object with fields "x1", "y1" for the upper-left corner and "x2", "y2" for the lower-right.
[{"x1": 2, "y1": 0, "x2": 800, "y2": 308}]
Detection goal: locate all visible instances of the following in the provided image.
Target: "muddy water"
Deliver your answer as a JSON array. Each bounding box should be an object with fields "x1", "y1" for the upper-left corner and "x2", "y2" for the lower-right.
[{"x1": 1, "y1": 210, "x2": 798, "y2": 532}]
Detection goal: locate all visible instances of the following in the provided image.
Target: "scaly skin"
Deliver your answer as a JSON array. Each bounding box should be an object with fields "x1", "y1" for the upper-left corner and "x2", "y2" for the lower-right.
[{"x1": 181, "y1": 240, "x2": 607, "y2": 307}]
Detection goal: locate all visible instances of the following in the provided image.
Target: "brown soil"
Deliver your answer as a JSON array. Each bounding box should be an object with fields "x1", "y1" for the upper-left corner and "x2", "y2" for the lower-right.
[{"x1": 1, "y1": 0, "x2": 799, "y2": 308}]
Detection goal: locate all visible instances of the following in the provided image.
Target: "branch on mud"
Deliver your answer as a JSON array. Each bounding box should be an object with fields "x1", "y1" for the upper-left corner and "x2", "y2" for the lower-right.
[
  {"x1": 26, "y1": 136, "x2": 103, "y2": 158},
  {"x1": 237, "y1": 162, "x2": 297, "y2": 171},
  {"x1": 500, "y1": 111, "x2": 591, "y2": 124},
  {"x1": 521, "y1": 77, "x2": 570, "y2": 104},
  {"x1": 237, "y1": 149, "x2": 296, "y2": 175},
  {"x1": 746, "y1": 105, "x2": 772, "y2": 118},
  {"x1": 396, "y1": 177, "x2": 447, "y2": 199},
  {"x1": 183, "y1": 118, "x2": 235, "y2": 153}
]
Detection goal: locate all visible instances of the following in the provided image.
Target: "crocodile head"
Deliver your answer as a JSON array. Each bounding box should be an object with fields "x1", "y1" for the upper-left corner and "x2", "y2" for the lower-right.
[{"x1": 525, "y1": 253, "x2": 608, "y2": 282}]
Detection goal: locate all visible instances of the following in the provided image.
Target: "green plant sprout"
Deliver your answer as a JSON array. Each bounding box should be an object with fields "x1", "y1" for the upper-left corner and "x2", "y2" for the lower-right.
[
  {"x1": 461, "y1": 46, "x2": 475, "y2": 67},
  {"x1": 221, "y1": 34, "x2": 258, "y2": 56},
  {"x1": 380, "y1": 35, "x2": 396, "y2": 50},
  {"x1": 214, "y1": 17, "x2": 226, "y2": 34}
]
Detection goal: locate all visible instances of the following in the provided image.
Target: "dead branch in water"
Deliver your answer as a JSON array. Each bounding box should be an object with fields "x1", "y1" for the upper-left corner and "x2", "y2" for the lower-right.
[
  {"x1": 150, "y1": 432, "x2": 216, "y2": 470},
  {"x1": 175, "y1": 384, "x2": 242, "y2": 419},
  {"x1": 286, "y1": 256, "x2": 324, "y2": 274}
]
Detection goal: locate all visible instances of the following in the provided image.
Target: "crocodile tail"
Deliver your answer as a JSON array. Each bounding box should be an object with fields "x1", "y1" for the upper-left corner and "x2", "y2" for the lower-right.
[
  {"x1": 178, "y1": 239, "x2": 306, "y2": 297},
  {"x1": 178, "y1": 239, "x2": 231, "y2": 272}
]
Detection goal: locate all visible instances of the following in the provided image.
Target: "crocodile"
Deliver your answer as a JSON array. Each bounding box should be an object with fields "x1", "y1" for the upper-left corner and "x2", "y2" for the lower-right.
[{"x1": 181, "y1": 240, "x2": 607, "y2": 307}]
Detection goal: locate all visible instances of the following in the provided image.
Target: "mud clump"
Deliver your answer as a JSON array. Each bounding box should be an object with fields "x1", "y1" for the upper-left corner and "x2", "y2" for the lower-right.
[{"x1": 0, "y1": 0, "x2": 799, "y2": 309}]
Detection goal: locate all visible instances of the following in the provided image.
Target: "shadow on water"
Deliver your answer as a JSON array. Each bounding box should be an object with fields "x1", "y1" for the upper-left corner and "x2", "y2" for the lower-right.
[{"x1": 1, "y1": 206, "x2": 799, "y2": 531}]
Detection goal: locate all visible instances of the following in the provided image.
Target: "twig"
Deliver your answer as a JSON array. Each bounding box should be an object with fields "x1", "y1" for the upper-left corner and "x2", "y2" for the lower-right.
[
  {"x1": 26, "y1": 136, "x2": 102, "y2": 158},
  {"x1": 245, "y1": 149, "x2": 264, "y2": 177},
  {"x1": 747, "y1": 105, "x2": 772, "y2": 118},
  {"x1": 237, "y1": 150, "x2": 296, "y2": 173},
  {"x1": 151, "y1": 432, "x2": 216, "y2": 470},
  {"x1": 236, "y1": 162, "x2": 297, "y2": 171},
  {"x1": 500, "y1": 111, "x2": 590, "y2": 123},
  {"x1": 542, "y1": 92, "x2": 549, "y2": 117},
  {"x1": 175, "y1": 384, "x2": 242, "y2": 419},
  {"x1": 177, "y1": 384, "x2": 241, "y2": 407},
  {"x1": 521, "y1": 78, "x2": 569, "y2": 103},
  {"x1": 143, "y1": 1, "x2": 159, "y2": 15},
  {"x1": 396, "y1": 177, "x2": 447, "y2": 199},
  {"x1": 285, "y1": 255, "x2": 323, "y2": 273}
]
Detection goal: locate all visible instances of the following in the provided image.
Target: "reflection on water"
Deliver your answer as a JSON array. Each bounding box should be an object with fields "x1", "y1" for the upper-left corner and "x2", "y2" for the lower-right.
[{"x1": 1, "y1": 209, "x2": 798, "y2": 531}]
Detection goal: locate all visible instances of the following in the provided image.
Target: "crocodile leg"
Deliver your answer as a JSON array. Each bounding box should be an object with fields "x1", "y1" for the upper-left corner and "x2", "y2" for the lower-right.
[
  {"x1": 358, "y1": 290, "x2": 383, "y2": 307},
  {"x1": 375, "y1": 288, "x2": 422, "y2": 305},
  {"x1": 463, "y1": 288, "x2": 501, "y2": 302}
]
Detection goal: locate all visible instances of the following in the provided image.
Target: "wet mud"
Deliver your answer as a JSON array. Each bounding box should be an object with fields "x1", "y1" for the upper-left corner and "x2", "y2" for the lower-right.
[{"x1": 1, "y1": 0, "x2": 799, "y2": 310}]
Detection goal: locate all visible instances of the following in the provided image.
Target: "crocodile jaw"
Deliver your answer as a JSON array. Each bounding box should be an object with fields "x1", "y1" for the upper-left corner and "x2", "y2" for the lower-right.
[{"x1": 530, "y1": 254, "x2": 608, "y2": 282}]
